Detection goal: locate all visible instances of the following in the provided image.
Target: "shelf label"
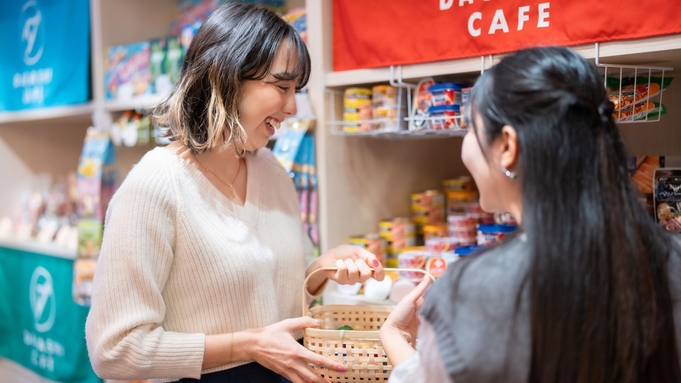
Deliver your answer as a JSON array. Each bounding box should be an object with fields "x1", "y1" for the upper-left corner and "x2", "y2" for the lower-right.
[{"x1": 333, "y1": 0, "x2": 681, "y2": 71}]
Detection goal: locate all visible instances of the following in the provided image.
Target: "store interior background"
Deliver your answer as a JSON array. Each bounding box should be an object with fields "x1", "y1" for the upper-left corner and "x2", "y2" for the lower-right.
[{"x1": 1, "y1": 1, "x2": 681, "y2": 382}]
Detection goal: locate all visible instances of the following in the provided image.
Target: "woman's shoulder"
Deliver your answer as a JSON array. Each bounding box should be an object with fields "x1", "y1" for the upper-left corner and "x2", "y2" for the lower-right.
[
  {"x1": 430, "y1": 234, "x2": 531, "y2": 303},
  {"x1": 115, "y1": 147, "x2": 181, "y2": 196}
]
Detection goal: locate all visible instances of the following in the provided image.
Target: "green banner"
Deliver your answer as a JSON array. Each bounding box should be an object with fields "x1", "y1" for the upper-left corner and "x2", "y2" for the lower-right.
[{"x1": 0, "y1": 245, "x2": 100, "y2": 383}]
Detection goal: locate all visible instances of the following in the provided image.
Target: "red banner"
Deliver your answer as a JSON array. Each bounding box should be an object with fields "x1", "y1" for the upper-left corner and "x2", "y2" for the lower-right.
[{"x1": 333, "y1": 0, "x2": 681, "y2": 71}]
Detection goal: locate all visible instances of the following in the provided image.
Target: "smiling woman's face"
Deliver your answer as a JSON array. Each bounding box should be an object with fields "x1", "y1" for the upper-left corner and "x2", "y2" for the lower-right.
[{"x1": 238, "y1": 40, "x2": 300, "y2": 151}]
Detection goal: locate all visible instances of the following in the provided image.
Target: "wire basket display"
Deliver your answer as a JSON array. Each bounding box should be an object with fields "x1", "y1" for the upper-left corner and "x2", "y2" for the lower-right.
[{"x1": 302, "y1": 267, "x2": 433, "y2": 382}]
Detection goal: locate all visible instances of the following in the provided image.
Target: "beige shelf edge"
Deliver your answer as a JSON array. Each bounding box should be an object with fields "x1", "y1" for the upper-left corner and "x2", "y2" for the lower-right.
[
  {"x1": 103, "y1": 93, "x2": 167, "y2": 112},
  {"x1": 325, "y1": 34, "x2": 681, "y2": 88},
  {"x1": 0, "y1": 103, "x2": 94, "y2": 125},
  {"x1": 0, "y1": 238, "x2": 76, "y2": 260}
]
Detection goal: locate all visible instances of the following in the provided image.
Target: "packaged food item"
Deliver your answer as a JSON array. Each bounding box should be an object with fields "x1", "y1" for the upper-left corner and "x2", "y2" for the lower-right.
[
  {"x1": 494, "y1": 212, "x2": 517, "y2": 225},
  {"x1": 409, "y1": 78, "x2": 435, "y2": 131},
  {"x1": 349, "y1": 233, "x2": 387, "y2": 265},
  {"x1": 411, "y1": 190, "x2": 446, "y2": 210},
  {"x1": 461, "y1": 86, "x2": 473, "y2": 127},
  {"x1": 446, "y1": 189, "x2": 479, "y2": 214},
  {"x1": 629, "y1": 156, "x2": 664, "y2": 195},
  {"x1": 429, "y1": 82, "x2": 464, "y2": 106},
  {"x1": 343, "y1": 87, "x2": 372, "y2": 131},
  {"x1": 477, "y1": 224, "x2": 517, "y2": 246},
  {"x1": 454, "y1": 245, "x2": 483, "y2": 257},
  {"x1": 422, "y1": 223, "x2": 448, "y2": 241},
  {"x1": 425, "y1": 256, "x2": 447, "y2": 279},
  {"x1": 443, "y1": 176, "x2": 476, "y2": 192},
  {"x1": 425, "y1": 237, "x2": 460, "y2": 252},
  {"x1": 104, "y1": 42, "x2": 152, "y2": 100},
  {"x1": 614, "y1": 101, "x2": 666, "y2": 122},
  {"x1": 379, "y1": 218, "x2": 416, "y2": 256},
  {"x1": 372, "y1": 85, "x2": 398, "y2": 108},
  {"x1": 398, "y1": 249, "x2": 431, "y2": 282},
  {"x1": 606, "y1": 76, "x2": 673, "y2": 111},
  {"x1": 653, "y1": 168, "x2": 681, "y2": 233},
  {"x1": 428, "y1": 105, "x2": 461, "y2": 130}
]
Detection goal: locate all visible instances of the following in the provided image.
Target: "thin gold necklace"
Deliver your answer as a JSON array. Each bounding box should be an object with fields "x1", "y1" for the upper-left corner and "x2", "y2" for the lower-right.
[{"x1": 195, "y1": 156, "x2": 243, "y2": 200}]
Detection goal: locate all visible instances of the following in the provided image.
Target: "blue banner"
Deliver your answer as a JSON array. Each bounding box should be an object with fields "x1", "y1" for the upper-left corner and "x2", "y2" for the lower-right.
[
  {"x1": 0, "y1": 245, "x2": 100, "y2": 383},
  {"x1": 0, "y1": 0, "x2": 90, "y2": 111}
]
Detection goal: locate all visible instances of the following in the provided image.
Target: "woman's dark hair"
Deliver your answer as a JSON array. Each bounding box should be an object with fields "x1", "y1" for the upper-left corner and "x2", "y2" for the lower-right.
[
  {"x1": 466, "y1": 46, "x2": 680, "y2": 383},
  {"x1": 153, "y1": 2, "x2": 311, "y2": 155}
]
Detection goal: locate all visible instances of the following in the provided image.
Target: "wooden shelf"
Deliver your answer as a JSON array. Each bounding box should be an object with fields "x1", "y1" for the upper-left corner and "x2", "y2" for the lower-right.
[
  {"x1": 0, "y1": 103, "x2": 94, "y2": 125},
  {"x1": 324, "y1": 35, "x2": 681, "y2": 89},
  {"x1": 104, "y1": 93, "x2": 167, "y2": 112},
  {"x1": 0, "y1": 238, "x2": 76, "y2": 260}
]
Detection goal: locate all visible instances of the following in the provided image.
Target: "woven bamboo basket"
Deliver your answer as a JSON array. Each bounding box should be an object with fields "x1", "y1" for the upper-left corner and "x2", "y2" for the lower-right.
[{"x1": 302, "y1": 267, "x2": 434, "y2": 382}]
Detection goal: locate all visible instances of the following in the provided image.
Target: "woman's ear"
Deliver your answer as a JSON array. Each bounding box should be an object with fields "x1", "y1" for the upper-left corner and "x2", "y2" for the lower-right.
[{"x1": 499, "y1": 125, "x2": 518, "y2": 171}]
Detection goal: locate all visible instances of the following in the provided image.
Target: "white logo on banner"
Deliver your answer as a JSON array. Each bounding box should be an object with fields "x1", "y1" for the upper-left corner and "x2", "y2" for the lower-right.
[
  {"x1": 30, "y1": 266, "x2": 56, "y2": 333},
  {"x1": 21, "y1": 0, "x2": 44, "y2": 66}
]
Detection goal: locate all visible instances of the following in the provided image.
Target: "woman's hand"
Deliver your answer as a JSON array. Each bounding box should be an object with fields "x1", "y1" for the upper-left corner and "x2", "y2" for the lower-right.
[
  {"x1": 306, "y1": 245, "x2": 385, "y2": 295},
  {"x1": 380, "y1": 277, "x2": 431, "y2": 366},
  {"x1": 251, "y1": 316, "x2": 347, "y2": 383}
]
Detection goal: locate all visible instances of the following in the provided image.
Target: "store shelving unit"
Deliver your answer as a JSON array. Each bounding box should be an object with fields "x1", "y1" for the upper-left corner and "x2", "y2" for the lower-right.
[{"x1": 306, "y1": 0, "x2": 681, "y2": 251}]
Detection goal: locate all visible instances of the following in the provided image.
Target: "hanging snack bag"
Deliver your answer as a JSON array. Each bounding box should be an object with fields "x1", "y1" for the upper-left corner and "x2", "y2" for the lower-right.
[{"x1": 606, "y1": 76, "x2": 673, "y2": 111}]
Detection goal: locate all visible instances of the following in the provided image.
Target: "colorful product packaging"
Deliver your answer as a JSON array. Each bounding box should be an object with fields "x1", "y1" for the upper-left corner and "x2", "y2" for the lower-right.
[
  {"x1": 653, "y1": 168, "x2": 681, "y2": 233},
  {"x1": 104, "y1": 42, "x2": 151, "y2": 100}
]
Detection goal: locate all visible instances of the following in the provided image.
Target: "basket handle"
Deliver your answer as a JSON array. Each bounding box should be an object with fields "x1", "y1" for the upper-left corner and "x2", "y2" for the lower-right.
[{"x1": 302, "y1": 267, "x2": 435, "y2": 316}]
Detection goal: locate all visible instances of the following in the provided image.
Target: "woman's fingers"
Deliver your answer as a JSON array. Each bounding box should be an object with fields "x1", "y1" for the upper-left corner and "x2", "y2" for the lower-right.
[{"x1": 344, "y1": 258, "x2": 359, "y2": 282}]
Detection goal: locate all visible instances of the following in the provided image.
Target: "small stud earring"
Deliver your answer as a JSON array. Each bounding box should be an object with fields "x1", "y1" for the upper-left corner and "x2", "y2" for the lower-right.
[{"x1": 501, "y1": 164, "x2": 517, "y2": 180}]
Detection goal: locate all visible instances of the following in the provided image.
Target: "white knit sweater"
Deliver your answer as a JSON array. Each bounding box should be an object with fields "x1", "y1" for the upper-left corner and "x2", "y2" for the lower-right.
[{"x1": 85, "y1": 147, "x2": 315, "y2": 382}]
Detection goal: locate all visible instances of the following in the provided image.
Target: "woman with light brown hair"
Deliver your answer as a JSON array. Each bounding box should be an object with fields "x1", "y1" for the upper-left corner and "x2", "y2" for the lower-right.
[{"x1": 85, "y1": 3, "x2": 384, "y2": 383}]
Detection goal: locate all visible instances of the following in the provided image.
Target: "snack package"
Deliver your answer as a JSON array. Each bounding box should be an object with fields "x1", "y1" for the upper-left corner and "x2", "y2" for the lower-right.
[
  {"x1": 104, "y1": 42, "x2": 151, "y2": 100},
  {"x1": 629, "y1": 156, "x2": 664, "y2": 195},
  {"x1": 606, "y1": 76, "x2": 673, "y2": 111},
  {"x1": 614, "y1": 101, "x2": 666, "y2": 122},
  {"x1": 653, "y1": 168, "x2": 681, "y2": 233},
  {"x1": 409, "y1": 78, "x2": 435, "y2": 131}
]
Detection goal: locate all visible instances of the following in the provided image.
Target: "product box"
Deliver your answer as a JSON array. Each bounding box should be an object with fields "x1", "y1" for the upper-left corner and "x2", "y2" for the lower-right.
[
  {"x1": 76, "y1": 131, "x2": 117, "y2": 221},
  {"x1": 653, "y1": 168, "x2": 681, "y2": 233},
  {"x1": 104, "y1": 41, "x2": 151, "y2": 100}
]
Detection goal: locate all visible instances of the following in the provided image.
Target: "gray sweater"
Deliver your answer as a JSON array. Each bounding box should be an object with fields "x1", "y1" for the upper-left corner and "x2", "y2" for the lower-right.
[{"x1": 421, "y1": 233, "x2": 681, "y2": 383}]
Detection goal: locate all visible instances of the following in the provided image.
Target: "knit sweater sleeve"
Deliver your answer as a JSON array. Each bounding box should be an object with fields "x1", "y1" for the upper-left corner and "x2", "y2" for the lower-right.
[{"x1": 85, "y1": 157, "x2": 205, "y2": 381}]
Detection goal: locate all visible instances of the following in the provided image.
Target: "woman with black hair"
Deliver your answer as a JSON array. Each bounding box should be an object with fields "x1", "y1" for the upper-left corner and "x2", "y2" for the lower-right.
[
  {"x1": 381, "y1": 46, "x2": 681, "y2": 383},
  {"x1": 85, "y1": 3, "x2": 384, "y2": 383}
]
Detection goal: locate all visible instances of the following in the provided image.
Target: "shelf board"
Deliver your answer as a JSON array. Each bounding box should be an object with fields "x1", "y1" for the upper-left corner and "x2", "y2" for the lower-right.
[
  {"x1": 330, "y1": 127, "x2": 466, "y2": 139},
  {"x1": 104, "y1": 93, "x2": 167, "y2": 112},
  {"x1": 325, "y1": 57, "x2": 482, "y2": 88},
  {"x1": 324, "y1": 35, "x2": 681, "y2": 88},
  {"x1": 0, "y1": 238, "x2": 76, "y2": 260},
  {"x1": 0, "y1": 103, "x2": 94, "y2": 125}
]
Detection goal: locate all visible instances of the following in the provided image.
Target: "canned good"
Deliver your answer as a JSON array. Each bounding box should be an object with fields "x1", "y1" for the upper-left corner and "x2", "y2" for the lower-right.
[
  {"x1": 411, "y1": 190, "x2": 446, "y2": 210},
  {"x1": 443, "y1": 176, "x2": 476, "y2": 192},
  {"x1": 429, "y1": 83, "x2": 464, "y2": 106},
  {"x1": 372, "y1": 85, "x2": 399, "y2": 108},
  {"x1": 428, "y1": 104, "x2": 461, "y2": 130},
  {"x1": 447, "y1": 189, "x2": 479, "y2": 214},
  {"x1": 426, "y1": 257, "x2": 448, "y2": 278},
  {"x1": 398, "y1": 249, "x2": 431, "y2": 282},
  {"x1": 344, "y1": 87, "x2": 372, "y2": 110},
  {"x1": 343, "y1": 88, "x2": 373, "y2": 132},
  {"x1": 379, "y1": 218, "x2": 416, "y2": 240},
  {"x1": 425, "y1": 237, "x2": 460, "y2": 252},
  {"x1": 349, "y1": 233, "x2": 386, "y2": 265},
  {"x1": 477, "y1": 224, "x2": 518, "y2": 246},
  {"x1": 423, "y1": 223, "x2": 448, "y2": 241},
  {"x1": 447, "y1": 213, "x2": 477, "y2": 229}
]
